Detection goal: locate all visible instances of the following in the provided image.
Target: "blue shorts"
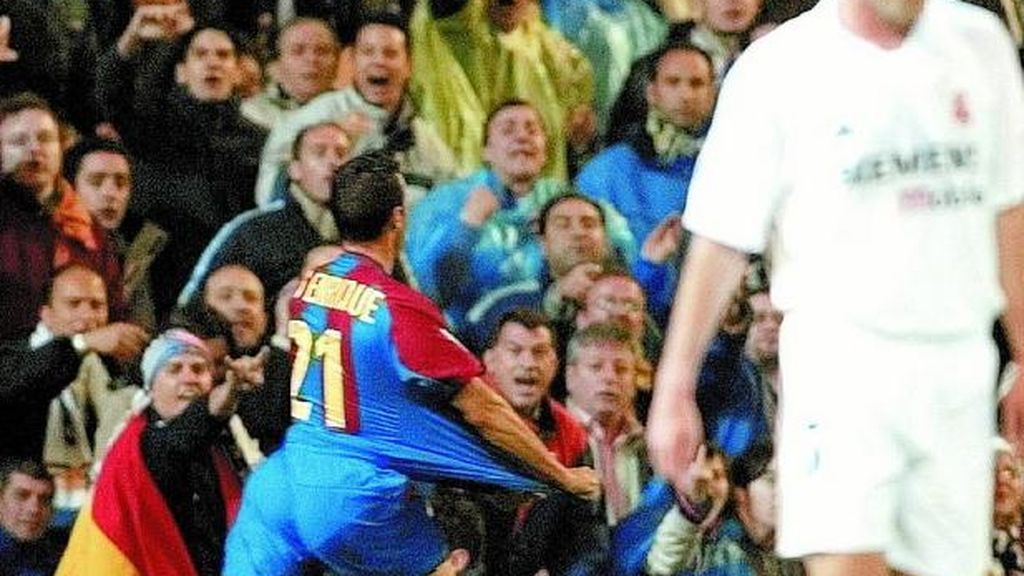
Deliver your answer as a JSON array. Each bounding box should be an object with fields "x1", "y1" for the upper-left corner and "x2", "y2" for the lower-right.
[{"x1": 223, "y1": 445, "x2": 447, "y2": 575}]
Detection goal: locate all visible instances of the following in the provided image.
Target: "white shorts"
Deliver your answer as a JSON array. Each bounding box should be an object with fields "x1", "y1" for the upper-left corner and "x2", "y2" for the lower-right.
[{"x1": 775, "y1": 312, "x2": 997, "y2": 576}]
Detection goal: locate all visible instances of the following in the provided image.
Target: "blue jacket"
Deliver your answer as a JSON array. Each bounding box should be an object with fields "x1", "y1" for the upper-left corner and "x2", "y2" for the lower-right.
[
  {"x1": 406, "y1": 169, "x2": 637, "y2": 328},
  {"x1": 576, "y1": 142, "x2": 697, "y2": 249},
  {"x1": 698, "y1": 333, "x2": 771, "y2": 458},
  {"x1": 0, "y1": 526, "x2": 67, "y2": 576}
]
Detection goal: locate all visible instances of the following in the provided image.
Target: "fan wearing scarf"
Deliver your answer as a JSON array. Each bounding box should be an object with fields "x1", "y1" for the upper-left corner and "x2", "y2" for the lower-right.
[
  {"x1": 57, "y1": 328, "x2": 263, "y2": 576},
  {"x1": 0, "y1": 92, "x2": 125, "y2": 342},
  {"x1": 576, "y1": 41, "x2": 717, "y2": 256}
]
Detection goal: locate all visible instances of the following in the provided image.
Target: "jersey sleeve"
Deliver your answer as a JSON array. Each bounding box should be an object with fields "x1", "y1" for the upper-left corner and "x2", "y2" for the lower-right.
[
  {"x1": 389, "y1": 288, "x2": 484, "y2": 387},
  {"x1": 682, "y1": 44, "x2": 787, "y2": 254}
]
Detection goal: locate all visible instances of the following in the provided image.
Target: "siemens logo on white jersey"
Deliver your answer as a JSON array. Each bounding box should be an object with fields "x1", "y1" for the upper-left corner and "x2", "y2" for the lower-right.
[{"x1": 842, "y1": 143, "x2": 977, "y2": 187}]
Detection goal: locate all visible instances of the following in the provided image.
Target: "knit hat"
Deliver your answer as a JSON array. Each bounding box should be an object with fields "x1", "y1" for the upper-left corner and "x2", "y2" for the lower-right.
[{"x1": 140, "y1": 328, "x2": 211, "y2": 390}]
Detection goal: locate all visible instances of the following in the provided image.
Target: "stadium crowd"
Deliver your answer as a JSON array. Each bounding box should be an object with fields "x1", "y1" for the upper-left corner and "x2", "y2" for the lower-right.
[{"x1": 1, "y1": 0, "x2": 1022, "y2": 574}]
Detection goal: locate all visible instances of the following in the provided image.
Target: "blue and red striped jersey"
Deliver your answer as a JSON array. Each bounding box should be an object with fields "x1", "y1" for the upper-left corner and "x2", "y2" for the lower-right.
[{"x1": 284, "y1": 252, "x2": 547, "y2": 492}]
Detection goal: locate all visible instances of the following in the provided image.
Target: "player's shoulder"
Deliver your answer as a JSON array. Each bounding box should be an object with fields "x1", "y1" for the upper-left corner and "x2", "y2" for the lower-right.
[
  {"x1": 927, "y1": 0, "x2": 1020, "y2": 69},
  {"x1": 931, "y1": 0, "x2": 1010, "y2": 32},
  {"x1": 388, "y1": 280, "x2": 446, "y2": 317},
  {"x1": 719, "y1": 6, "x2": 823, "y2": 90},
  {"x1": 364, "y1": 268, "x2": 448, "y2": 325}
]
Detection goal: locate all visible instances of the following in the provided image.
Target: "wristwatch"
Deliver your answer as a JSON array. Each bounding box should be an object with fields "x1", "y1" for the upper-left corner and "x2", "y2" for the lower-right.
[{"x1": 71, "y1": 333, "x2": 89, "y2": 356}]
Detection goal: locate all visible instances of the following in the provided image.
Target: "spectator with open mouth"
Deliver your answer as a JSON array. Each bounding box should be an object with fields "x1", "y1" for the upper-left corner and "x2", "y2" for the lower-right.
[
  {"x1": 94, "y1": 1, "x2": 268, "y2": 321},
  {"x1": 254, "y1": 13, "x2": 459, "y2": 209}
]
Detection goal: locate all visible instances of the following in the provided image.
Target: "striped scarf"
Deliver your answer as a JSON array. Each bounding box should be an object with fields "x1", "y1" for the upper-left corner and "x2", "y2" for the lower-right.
[{"x1": 645, "y1": 108, "x2": 704, "y2": 165}]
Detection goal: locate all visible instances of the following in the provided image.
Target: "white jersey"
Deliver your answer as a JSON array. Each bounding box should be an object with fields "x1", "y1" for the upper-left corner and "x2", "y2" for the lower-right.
[{"x1": 683, "y1": 0, "x2": 1024, "y2": 337}]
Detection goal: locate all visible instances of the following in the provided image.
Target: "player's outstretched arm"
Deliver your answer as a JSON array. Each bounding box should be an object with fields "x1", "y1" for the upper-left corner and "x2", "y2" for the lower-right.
[
  {"x1": 452, "y1": 377, "x2": 601, "y2": 500},
  {"x1": 646, "y1": 235, "x2": 748, "y2": 499},
  {"x1": 999, "y1": 205, "x2": 1024, "y2": 453}
]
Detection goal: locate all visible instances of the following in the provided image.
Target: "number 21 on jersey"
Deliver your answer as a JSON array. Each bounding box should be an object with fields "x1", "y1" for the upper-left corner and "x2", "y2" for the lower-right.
[{"x1": 289, "y1": 319, "x2": 350, "y2": 431}]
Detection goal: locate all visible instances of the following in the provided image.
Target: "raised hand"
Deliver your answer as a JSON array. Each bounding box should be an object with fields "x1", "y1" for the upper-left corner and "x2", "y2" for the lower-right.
[
  {"x1": 0, "y1": 16, "x2": 18, "y2": 63},
  {"x1": 460, "y1": 185, "x2": 500, "y2": 228},
  {"x1": 224, "y1": 346, "x2": 270, "y2": 391},
  {"x1": 553, "y1": 261, "x2": 602, "y2": 303},
  {"x1": 681, "y1": 444, "x2": 730, "y2": 529},
  {"x1": 82, "y1": 323, "x2": 151, "y2": 362},
  {"x1": 117, "y1": 2, "x2": 194, "y2": 57},
  {"x1": 641, "y1": 213, "x2": 684, "y2": 264}
]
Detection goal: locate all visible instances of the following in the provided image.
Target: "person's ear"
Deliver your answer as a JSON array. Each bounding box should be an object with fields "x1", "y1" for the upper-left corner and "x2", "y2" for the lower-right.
[
  {"x1": 39, "y1": 305, "x2": 53, "y2": 329},
  {"x1": 482, "y1": 347, "x2": 496, "y2": 372},
  {"x1": 392, "y1": 205, "x2": 405, "y2": 231},
  {"x1": 448, "y1": 548, "x2": 470, "y2": 572}
]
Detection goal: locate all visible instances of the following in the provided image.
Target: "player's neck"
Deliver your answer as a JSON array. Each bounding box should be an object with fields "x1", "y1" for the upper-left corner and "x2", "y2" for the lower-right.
[
  {"x1": 341, "y1": 240, "x2": 395, "y2": 274},
  {"x1": 840, "y1": 0, "x2": 923, "y2": 49}
]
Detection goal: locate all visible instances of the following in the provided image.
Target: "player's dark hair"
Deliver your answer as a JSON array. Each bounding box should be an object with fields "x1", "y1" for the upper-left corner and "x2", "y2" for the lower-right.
[{"x1": 329, "y1": 150, "x2": 403, "y2": 242}]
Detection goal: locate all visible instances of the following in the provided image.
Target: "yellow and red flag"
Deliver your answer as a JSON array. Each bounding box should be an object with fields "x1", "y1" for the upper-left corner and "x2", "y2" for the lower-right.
[{"x1": 56, "y1": 414, "x2": 240, "y2": 576}]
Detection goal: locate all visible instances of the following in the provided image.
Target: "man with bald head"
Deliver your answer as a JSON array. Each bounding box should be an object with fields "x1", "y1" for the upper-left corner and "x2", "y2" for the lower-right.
[
  {"x1": 198, "y1": 263, "x2": 292, "y2": 455},
  {"x1": 204, "y1": 265, "x2": 269, "y2": 353},
  {"x1": 181, "y1": 120, "x2": 351, "y2": 308},
  {"x1": 241, "y1": 17, "x2": 340, "y2": 130},
  {"x1": 0, "y1": 264, "x2": 148, "y2": 465}
]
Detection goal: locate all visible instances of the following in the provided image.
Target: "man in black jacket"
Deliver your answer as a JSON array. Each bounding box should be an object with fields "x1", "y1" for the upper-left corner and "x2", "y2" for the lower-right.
[
  {"x1": 0, "y1": 263, "x2": 148, "y2": 463},
  {"x1": 179, "y1": 120, "x2": 349, "y2": 309},
  {"x1": 95, "y1": 3, "x2": 267, "y2": 318}
]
